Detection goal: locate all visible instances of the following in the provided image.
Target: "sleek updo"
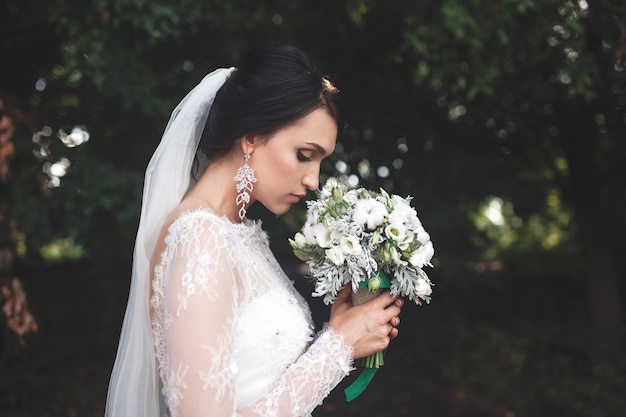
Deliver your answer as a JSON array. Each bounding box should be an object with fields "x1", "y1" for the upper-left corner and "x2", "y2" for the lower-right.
[{"x1": 199, "y1": 44, "x2": 340, "y2": 160}]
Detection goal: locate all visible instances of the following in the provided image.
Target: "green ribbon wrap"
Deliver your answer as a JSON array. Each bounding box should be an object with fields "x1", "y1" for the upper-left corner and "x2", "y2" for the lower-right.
[{"x1": 344, "y1": 272, "x2": 391, "y2": 402}]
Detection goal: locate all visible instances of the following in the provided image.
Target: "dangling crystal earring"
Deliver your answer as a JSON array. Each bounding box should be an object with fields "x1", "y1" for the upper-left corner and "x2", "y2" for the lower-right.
[{"x1": 234, "y1": 153, "x2": 257, "y2": 220}]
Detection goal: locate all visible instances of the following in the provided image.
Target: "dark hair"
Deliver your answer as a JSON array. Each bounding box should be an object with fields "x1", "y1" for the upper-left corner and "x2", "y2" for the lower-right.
[{"x1": 199, "y1": 44, "x2": 340, "y2": 160}]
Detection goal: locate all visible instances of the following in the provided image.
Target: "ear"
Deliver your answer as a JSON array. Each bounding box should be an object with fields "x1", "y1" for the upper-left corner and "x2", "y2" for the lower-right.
[{"x1": 240, "y1": 133, "x2": 257, "y2": 155}]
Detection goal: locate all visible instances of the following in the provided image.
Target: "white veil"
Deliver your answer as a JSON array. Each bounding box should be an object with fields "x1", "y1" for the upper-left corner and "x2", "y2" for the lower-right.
[{"x1": 105, "y1": 67, "x2": 235, "y2": 417}]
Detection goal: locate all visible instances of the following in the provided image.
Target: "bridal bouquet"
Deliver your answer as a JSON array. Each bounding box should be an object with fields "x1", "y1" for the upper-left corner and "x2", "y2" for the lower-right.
[
  {"x1": 290, "y1": 178, "x2": 434, "y2": 305},
  {"x1": 289, "y1": 178, "x2": 434, "y2": 378}
]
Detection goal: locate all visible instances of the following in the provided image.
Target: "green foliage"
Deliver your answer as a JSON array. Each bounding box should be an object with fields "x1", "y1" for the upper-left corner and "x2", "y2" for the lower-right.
[
  {"x1": 49, "y1": 157, "x2": 143, "y2": 261},
  {"x1": 452, "y1": 320, "x2": 626, "y2": 417},
  {"x1": 39, "y1": 237, "x2": 85, "y2": 261},
  {"x1": 1, "y1": 0, "x2": 625, "y2": 415}
]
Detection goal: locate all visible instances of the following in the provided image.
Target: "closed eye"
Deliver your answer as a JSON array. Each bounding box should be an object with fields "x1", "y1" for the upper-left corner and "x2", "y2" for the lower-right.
[{"x1": 297, "y1": 150, "x2": 313, "y2": 162}]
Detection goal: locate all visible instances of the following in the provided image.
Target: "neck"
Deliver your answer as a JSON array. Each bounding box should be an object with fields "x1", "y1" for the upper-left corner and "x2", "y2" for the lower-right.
[{"x1": 183, "y1": 155, "x2": 248, "y2": 223}]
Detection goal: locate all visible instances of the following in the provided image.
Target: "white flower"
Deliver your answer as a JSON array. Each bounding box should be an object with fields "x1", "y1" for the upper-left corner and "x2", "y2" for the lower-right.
[
  {"x1": 408, "y1": 241, "x2": 434, "y2": 268},
  {"x1": 415, "y1": 278, "x2": 432, "y2": 297},
  {"x1": 339, "y1": 235, "x2": 362, "y2": 256},
  {"x1": 326, "y1": 246, "x2": 345, "y2": 265},
  {"x1": 302, "y1": 224, "x2": 316, "y2": 245},
  {"x1": 342, "y1": 189, "x2": 359, "y2": 205},
  {"x1": 291, "y1": 186, "x2": 435, "y2": 306},
  {"x1": 302, "y1": 210, "x2": 333, "y2": 248},
  {"x1": 293, "y1": 232, "x2": 307, "y2": 247},
  {"x1": 384, "y1": 222, "x2": 414, "y2": 250},
  {"x1": 302, "y1": 209, "x2": 320, "y2": 244},
  {"x1": 388, "y1": 196, "x2": 416, "y2": 224},
  {"x1": 314, "y1": 224, "x2": 332, "y2": 248},
  {"x1": 415, "y1": 227, "x2": 430, "y2": 245},
  {"x1": 321, "y1": 177, "x2": 340, "y2": 198},
  {"x1": 353, "y1": 199, "x2": 388, "y2": 231}
]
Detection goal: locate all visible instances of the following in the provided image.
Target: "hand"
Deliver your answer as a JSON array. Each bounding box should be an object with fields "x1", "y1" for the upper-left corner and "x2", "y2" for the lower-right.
[{"x1": 328, "y1": 285, "x2": 404, "y2": 360}]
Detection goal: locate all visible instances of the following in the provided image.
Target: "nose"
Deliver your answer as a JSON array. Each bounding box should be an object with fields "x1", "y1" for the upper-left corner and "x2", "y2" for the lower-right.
[{"x1": 302, "y1": 164, "x2": 320, "y2": 191}]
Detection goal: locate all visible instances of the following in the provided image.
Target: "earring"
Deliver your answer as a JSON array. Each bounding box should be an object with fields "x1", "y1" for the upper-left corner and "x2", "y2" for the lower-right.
[{"x1": 234, "y1": 153, "x2": 257, "y2": 220}]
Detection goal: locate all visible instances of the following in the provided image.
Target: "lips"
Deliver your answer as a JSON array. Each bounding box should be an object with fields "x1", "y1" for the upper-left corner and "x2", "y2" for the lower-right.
[{"x1": 290, "y1": 194, "x2": 306, "y2": 203}]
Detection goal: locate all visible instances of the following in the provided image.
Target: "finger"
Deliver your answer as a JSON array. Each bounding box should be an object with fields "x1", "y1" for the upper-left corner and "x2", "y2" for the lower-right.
[
  {"x1": 372, "y1": 290, "x2": 398, "y2": 307},
  {"x1": 390, "y1": 316, "x2": 400, "y2": 327},
  {"x1": 334, "y1": 285, "x2": 353, "y2": 304},
  {"x1": 390, "y1": 327, "x2": 399, "y2": 339},
  {"x1": 385, "y1": 322, "x2": 399, "y2": 339},
  {"x1": 330, "y1": 285, "x2": 353, "y2": 316},
  {"x1": 383, "y1": 303, "x2": 402, "y2": 321}
]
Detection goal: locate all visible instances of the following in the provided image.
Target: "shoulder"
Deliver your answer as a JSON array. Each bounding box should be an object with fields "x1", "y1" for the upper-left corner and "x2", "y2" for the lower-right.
[
  {"x1": 165, "y1": 208, "x2": 266, "y2": 250},
  {"x1": 166, "y1": 209, "x2": 229, "y2": 247}
]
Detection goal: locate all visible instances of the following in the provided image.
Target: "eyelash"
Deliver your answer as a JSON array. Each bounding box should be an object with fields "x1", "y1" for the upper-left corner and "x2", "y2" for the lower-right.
[{"x1": 297, "y1": 150, "x2": 312, "y2": 162}]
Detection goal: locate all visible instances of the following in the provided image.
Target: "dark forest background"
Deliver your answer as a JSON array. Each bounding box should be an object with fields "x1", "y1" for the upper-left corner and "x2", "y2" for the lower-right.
[{"x1": 1, "y1": 1, "x2": 625, "y2": 416}]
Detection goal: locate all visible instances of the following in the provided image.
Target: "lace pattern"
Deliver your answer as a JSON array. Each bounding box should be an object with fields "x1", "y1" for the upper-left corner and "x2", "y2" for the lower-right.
[
  {"x1": 252, "y1": 328, "x2": 354, "y2": 416},
  {"x1": 150, "y1": 209, "x2": 354, "y2": 417}
]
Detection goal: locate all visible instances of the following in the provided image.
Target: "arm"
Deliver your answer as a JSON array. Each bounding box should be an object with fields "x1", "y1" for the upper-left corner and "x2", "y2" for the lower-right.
[
  {"x1": 158, "y1": 220, "x2": 354, "y2": 417},
  {"x1": 158, "y1": 221, "x2": 240, "y2": 416},
  {"x1": 246, "y1": 285, "x2": 404, "y2": 416},
  {"x1": 246, "y1": 327, "x2": 353, "y2": 416}
]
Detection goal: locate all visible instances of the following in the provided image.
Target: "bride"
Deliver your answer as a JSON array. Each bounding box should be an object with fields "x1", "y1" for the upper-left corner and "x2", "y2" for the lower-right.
[{"x1": 105, "y1": 44, "x2": 403, "y2": 417}]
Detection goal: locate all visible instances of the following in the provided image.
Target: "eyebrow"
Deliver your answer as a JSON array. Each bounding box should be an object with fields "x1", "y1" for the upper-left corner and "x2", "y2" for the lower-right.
[{"x1": 305, "y1": 142, "x2": 328, "y2": 156}]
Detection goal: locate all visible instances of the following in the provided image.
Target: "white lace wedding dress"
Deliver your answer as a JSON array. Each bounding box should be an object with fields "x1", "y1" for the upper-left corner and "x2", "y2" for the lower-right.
[{"x1": 150, "y1": 208, "x2": 354, "y2": 417}]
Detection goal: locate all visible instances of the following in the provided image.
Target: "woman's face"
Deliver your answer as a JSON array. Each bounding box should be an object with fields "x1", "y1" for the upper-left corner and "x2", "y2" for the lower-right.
[{"x1": 247, "y1": 107, "x2": 337, "y2": 216}]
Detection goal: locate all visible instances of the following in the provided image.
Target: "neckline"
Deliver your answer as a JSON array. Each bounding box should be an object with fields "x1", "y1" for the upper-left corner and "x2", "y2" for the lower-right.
[{"x1": 173, "y1": 206, "x2": 260, "y2": 232}]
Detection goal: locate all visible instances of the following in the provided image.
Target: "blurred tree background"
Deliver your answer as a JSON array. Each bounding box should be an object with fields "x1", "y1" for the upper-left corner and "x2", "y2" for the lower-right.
[{"x1": 1, "y1": 0, "x2": 625, "y2": 416}]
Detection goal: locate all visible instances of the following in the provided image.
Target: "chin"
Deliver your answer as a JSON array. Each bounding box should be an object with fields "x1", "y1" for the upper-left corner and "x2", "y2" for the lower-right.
[
  {"x1": 259, "y1": 197, "x2": 294, "y2": 217},
  {"x1": 269, "y1": 204, "x2": 292, "y2": 217}
]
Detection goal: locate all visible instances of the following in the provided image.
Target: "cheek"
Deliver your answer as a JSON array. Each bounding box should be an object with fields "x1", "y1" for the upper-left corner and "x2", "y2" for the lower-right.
[
  {"x1": 273, "y1": 159, "x2": 294, "y2": 177},
  {"x1": 253, "y1": 152, "x2": 297, "y2": 192},
  {"x1": 263, "y1": 151, "x2": 298, "y2": 179}
]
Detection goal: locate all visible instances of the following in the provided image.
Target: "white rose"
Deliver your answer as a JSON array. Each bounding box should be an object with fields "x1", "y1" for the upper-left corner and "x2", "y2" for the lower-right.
[
  {"x1": 388, "y1": 196, "x2": 415, "y2": 224},
  {"x1": 415, "y1": 227, "x2": 430, "y2": 245},
  {"x1": 326, "y1": 246, "x2": 345, "y2": 266},
  {"x1": 415, "y1": 278, "x2": 432, "y2": 297},
  {"x1": 339, "y1": 235, "x2": 362, "y2": 256},
  {"x1": 353, "y1": 199, "x2": 388, "y2": 231},
  {"x1": 408, "y1": 241, "x2": 434, "y2": 268},
  {"x1": 390, "y1": 195, "x2": 408, "y2": 206}
]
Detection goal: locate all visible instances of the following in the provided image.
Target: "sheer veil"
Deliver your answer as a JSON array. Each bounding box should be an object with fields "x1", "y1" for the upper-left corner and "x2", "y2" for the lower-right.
[{"x1": 105, "y1": 67, "x2": 235, "y2": 417}]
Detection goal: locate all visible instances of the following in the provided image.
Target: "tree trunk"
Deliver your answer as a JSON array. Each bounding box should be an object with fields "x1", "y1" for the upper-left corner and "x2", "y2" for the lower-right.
[
  {"x1": 558, "y1": 104, "x2": 622, "y2": 349},
  {"x1": 576, "y1": 195, "x2": 622, "y2": 348}
]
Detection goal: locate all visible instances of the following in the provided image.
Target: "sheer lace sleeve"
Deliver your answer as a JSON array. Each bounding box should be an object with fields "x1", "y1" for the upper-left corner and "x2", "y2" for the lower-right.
[
  {"x1": 151, "y1": 212, "x2": 353, "y2": 417},
  {"x1": 151, "y1": 213, "x2": 241, "y2": 416},
  {"x1": 248, "y1": 327, "x2": 354, "y2": 416}
]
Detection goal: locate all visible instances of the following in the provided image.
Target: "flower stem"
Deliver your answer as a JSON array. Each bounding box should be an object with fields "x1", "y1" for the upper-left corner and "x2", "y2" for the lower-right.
[{"x1": 357, "y1": 351, "x2": 384, "y2": 369}]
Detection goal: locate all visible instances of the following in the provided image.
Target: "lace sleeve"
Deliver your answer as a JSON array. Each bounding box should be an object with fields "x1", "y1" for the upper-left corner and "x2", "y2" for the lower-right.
[
  {"x1": 247, "y1": 327, "x2": 354, "y2": 416},
  {"x1": 153, "y1": 217, "x2": 241, "y2": 417},
  {"x1": 154, "y1": 215, "x2": 354, "y2": 417}
]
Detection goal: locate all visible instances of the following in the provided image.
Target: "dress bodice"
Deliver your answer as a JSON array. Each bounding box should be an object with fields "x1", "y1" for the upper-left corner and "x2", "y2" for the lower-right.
[
  {"x1": 234, "y1": 286, "x2": 314, "y2": 406},
  {"x1": 150, "y1": 209, "x2": 353, "y2": 417}
]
